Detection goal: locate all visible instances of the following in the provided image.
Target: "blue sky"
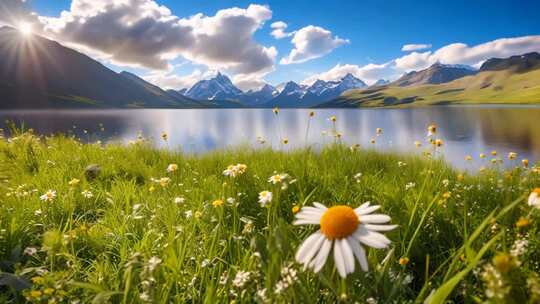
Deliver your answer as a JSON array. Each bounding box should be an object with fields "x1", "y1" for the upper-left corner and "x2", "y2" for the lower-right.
[{"x1": 17, "y1": 0, "x2": 540, "y2": 89}]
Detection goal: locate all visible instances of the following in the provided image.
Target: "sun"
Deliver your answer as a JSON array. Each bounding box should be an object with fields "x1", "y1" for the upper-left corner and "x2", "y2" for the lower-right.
[{"x1": 18, "y1": 22, "x2": 33, "y2": 36}]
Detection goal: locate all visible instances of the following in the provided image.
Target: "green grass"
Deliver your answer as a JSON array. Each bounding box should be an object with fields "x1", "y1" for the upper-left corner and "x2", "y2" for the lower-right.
[
  {"x1": 0, "y1": 130, "x2": 540, "y2": 303},
  {"x1": 338, "y1": 69, "x2": 540, "y2": 107}
]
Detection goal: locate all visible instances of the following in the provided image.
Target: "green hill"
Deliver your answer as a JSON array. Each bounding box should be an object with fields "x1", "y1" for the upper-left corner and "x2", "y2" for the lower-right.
[{"x1": 324, "y1": 53, "x2": 540, "y2": 108}]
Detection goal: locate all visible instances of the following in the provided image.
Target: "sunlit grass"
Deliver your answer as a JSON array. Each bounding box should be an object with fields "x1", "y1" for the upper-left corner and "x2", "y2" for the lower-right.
[{"x1": 0, "y1": 127, "x2": 539, "y2": 303}]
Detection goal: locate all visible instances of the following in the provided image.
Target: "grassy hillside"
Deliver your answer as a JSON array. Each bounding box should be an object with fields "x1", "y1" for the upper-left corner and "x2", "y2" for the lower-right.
[
  {"x1": 0, "y1": 130, "x2": 539, "y2": 302},
  {"x1": 332, "y1": 69, "x2": 540, "y2": 107}
]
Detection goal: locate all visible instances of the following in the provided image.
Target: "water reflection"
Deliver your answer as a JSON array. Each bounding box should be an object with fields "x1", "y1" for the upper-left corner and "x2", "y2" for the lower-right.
[{"x1": 0, "y1": 106, "x2": 539, "y2": 169}]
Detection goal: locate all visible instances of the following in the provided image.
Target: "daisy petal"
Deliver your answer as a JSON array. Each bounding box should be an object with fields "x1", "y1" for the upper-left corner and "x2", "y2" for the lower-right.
[
  {"x1": 311, "y1": 239, "x2": 332, "y2": 273},
  {"x1": 362, "y1": 224, "x2": 398, "y2": 231},
  {"x1": 313, "y1": 202, "x2": 328, "y2": 210},
  {"x1": 347, "y1": 236, "x2": 369, "y2": 271},
  {"x1": 299, "y1": 207, "x2": 326, "y2": 214},
  {"x1": 355, "y1": 202, "x2": 371, "y2": 212},
  {"x1": 360, "y1": 214, "x2": 392, "y2": 224},
  {"x1": 356, "y1": 205, "x2": 380, "y2": 215},
  {"x1": 354, "y1": 228, "x2": 391, "y2": 249},
  {"x1": 339, "y1": 239, "x2": 355, "y2": 274},
  {"x1": 295, "y1": 232, "x2": 324, "y2": 264},
  {"x1": 296, "y1": 232, "x2": 325, "y2": 266},
  {"x1": 333, "y1": 241, "x2": 347, "y2": 278},
  {"x1": 293, "y1": 219, "x2": 322, "y2": 225}
]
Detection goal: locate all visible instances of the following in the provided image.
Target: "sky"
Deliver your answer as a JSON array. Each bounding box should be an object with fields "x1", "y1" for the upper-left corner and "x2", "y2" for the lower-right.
[{"x1": 1, "y1": 0, "x2": 540, "y2": 91}]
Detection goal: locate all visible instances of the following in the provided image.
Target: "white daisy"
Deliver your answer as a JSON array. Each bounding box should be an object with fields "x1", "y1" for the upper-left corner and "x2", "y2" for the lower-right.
[
  {"x1": 167, "y1": 164, "x2": 178, "y2": 173},
  {"x1": 258, "y1": 191, "x2": 273, "y2": 207},
  {"x1": 40, "y1": 190, "x2": 56, "y2": 202},
  {"x1": 528, "y1": 188, "x2": 540, "y2": 208},
  {"x1": 294, "y1": 202, "x2": 396, "y2": 277}
]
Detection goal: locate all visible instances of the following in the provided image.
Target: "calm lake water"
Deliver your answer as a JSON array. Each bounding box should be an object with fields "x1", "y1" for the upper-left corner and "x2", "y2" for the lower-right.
[{"x1": 1, "y1": 106, "x2": 539, "y2": 169}]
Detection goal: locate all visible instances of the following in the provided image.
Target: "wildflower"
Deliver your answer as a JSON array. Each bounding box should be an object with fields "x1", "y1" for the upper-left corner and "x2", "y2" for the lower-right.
[
  {"x1": 427, "y1": 124, "x2": 437, "y2": 136},
  {"x1": 212, "y1": 199, "x2": 224, "y2": 208},
  {"x1": 481, "y1": 264, "x2": 509, "y2": 300},
  {"x1": 258, "y1": 191, "x2": 273, "y2": 207},
  {"x1": 40, "y1": 190, "x2": 56, "y2": 202},
  {"x1": 370, "y1": 138, "x2": 376, "y2": 144},
  {"x1": 491, "y1": 150, "x2": 497, "y2": 156},
  {"x1": 480, "y1": 153, "x2": 486, "y2": 159},
  {"x1": 147, "y1": 256, "x2": 162, "y2": 272},
  {"x1": 309, "y1": 111, "x2": 315, "y2": 117},
  {"x1": 465, "y1": 155, "x2": 472, "y2": 161},
  {"x1": 376, "y1": 128, "x2": 383, "y2": 135},
  {"x1": 223, "y1": 164, "x2": 248, "y2": 177},
  {"x1": 43, "y1": 288, "x2": 54, "y2": 295},
  {"x1": 194, "y1": 211, "x2": 203, "y2": 219},
  {"x1": 508, "y1": 152, "x2": 517, "y2": 160},
  {"x1": 159, "y1": 177, "x2": 171, "y2": 187},
  {"x1": 442, "y1": 191, "x2": 451, "y2": 199},
  {"x1": 492, "y1": 253, "x2": 515, "y2": 274},
  {"x1": 166, "y1": 164, "x2": 178, "y2": 172},
  {"x1": 434, "y1": 139, "x2": 443, "y2": 147},
  {"x1": 292, "y1": 205, "x2": 300, "y2": 214},
  {"x1": 68, "y1": 178, "x2": 80, "y2": 186},
  {"x1": 81, "y1": 190, "x2": 93, "y2": 198},
  {"x1": 149, "y1": 186, "x2": 155, "y2": 192},
  {"x1": 511, "y1": 238, "x2": 528, "y2": 257},
  {"x1": 30, "y1": 290, "x2": 42, "y2": 298},
  {"x1": 294, "y1": 202, "x2": 396, "y2": 277},
  {"x1": 414, "y1": 141, "x2": 422, "y2": 148},
  {"x1": 350, "y1": 144, "x2": 360, "y2": 151},
  {"x1": 522, "y1": 159, "x2": 529, "y2": 168},
  {"x1": 282, "y1": 138, "x2": 289, "y2": 145},
  {"x1": 174, "y1": 197, "x2": 185, "y2": 204},
  {"x1": 405, "y1": 182, "x2": 415, "y2": 190},
  {"x1": 516, "y1": 217, "x2": 530, "y2": 228},
  {"x1": 257, "y1": 136, "x2": 266, "y2": 144},
  {"x1": 268, "y1": 173, "x2": 289, "y2": 184},
  {"x1": 273, "y1": 107, "x2": 279, "y2": 115},
  {"x1": 330, "y1": 115, "x2": 337, "y2": 122},
  {"x1": 399, "y1": 257, "x2": 409, "y2": 266},
  {"x1": 528, "y1": 188, "x2": 540, "y2": 208},
  {"x1": 232, "y1": 270, "x2": 251, "y2": 288},
  {"x1": 161, "y1": 132, "x2": 168, "y2": 141},
  {"x1": 23, "y1": 247, "x2": 38, "y2": 256},
  {"x1": 185, "y1": 210, "x2": 193, "y2": 218}
]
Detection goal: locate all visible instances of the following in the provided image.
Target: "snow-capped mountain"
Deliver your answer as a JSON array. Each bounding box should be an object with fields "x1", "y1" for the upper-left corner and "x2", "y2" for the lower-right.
[
  {"x1": 371, "y1": 79, "x2": 390, "y2": 87},
  {"x1": 241, "y1": 84, "x2": 279, "y2": 106},
  {"x1": 185, "y1": 72, "x2": 243, "y2": 100},
  {"x1": 179, "y1": 72, "x2": 367, "y2": 107},
  {"x1": 265, "y1": 73, "x2": 366, "y2": 107}
]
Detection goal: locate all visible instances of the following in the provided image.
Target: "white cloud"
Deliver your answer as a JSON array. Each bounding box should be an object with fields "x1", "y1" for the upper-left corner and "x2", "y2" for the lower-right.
[
  {"x1": 143, "y1": 69, "x2": 212, "y2": 90},
  {"x1": 302, "y1": 62, "x2": 396, "y2": 86},
  {"x1": 395, "y1": 35, "x2": 540, "y2": 71},
  {"x1": 36, "y1": 1, "x2": 276, "y2": 80},
  {"x1": 304, "y1": 35, "x2": 540, "y2": 85},
  {"x1": 280, "y1": 25, "x2": 349, "y2": 64},
  {"x1": 401, "y1": 43, "x2": 432, "y2": 51},
  {"x1": 270, "y1": 21, "x2": 294, "y2": 39}
]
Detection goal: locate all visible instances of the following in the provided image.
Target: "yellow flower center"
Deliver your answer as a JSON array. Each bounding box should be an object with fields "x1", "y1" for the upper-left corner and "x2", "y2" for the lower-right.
[
  {"x1": 533, "y1": 188, "x2": 540, "y2": 195},
  {"x1": 320, "y1": 206, "x2": 359, "y2": 240}
]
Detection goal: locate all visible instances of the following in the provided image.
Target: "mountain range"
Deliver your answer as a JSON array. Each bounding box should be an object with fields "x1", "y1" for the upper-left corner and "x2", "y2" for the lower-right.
[
  {"x1": 322, "y1": 52, "x2": 540, "y2": 107},
  {"x1": 182, "y1": 72, "x2": 367, "y2": 107},
  {"x1": 0, "y1": 25, "x2": 539, "y2": 109}
]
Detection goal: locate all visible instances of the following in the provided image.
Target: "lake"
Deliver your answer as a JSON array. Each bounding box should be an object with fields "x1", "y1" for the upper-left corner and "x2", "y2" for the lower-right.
[{"x1": 1, "y1": 105, "x2": 539, "y2": 170}]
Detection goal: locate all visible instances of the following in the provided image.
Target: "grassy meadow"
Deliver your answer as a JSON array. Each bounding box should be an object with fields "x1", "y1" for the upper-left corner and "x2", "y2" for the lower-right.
[
  {"x1": 0, "y1": 122, "x2": 540, "y2": 303},
  {"x1": 337, "y1": 69, "x2": 540, "y2": 107}
]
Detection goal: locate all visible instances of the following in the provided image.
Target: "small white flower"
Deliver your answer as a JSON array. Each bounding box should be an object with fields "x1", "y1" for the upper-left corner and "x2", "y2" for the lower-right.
[
  {"x1": 232, "y1": 270, "x2": 251, "y2": 288},
  {"x1": 268, "y1": 173, "x2": 289, "y2": 184},
  {"x1": 40, "y1": 190, "x2": 56, "y2": 202},
  {"x1": 147, "y1": 256, "x2": 162, "y2": 272},
  {"x1": 405, "y1": 182, "x2": 416, "y2": 191},
  {"x1": 81, "y1": 190, "x2": 94, "y2": 198},
  {"x1": 528, "y1": 188, "x2": 540, "y2": 208},
  {"x1": 294, "y1": 202, "x2": 396, "y2": 278},
  {"x1": 23, "y1": 247, "x2": 38, "y2": 256},
  {"x1": 258, "y1": 191, "x2": 273, "y2": 207},
  {"x1": 166, "y1": 164, "x2": 178, "y2": 173},
  {"x1": 174, "y1": 197, "x2": 185, "y2": 204},
  {"x1": 185, "y1": 210, "x2": 193, "y2": 218}
]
